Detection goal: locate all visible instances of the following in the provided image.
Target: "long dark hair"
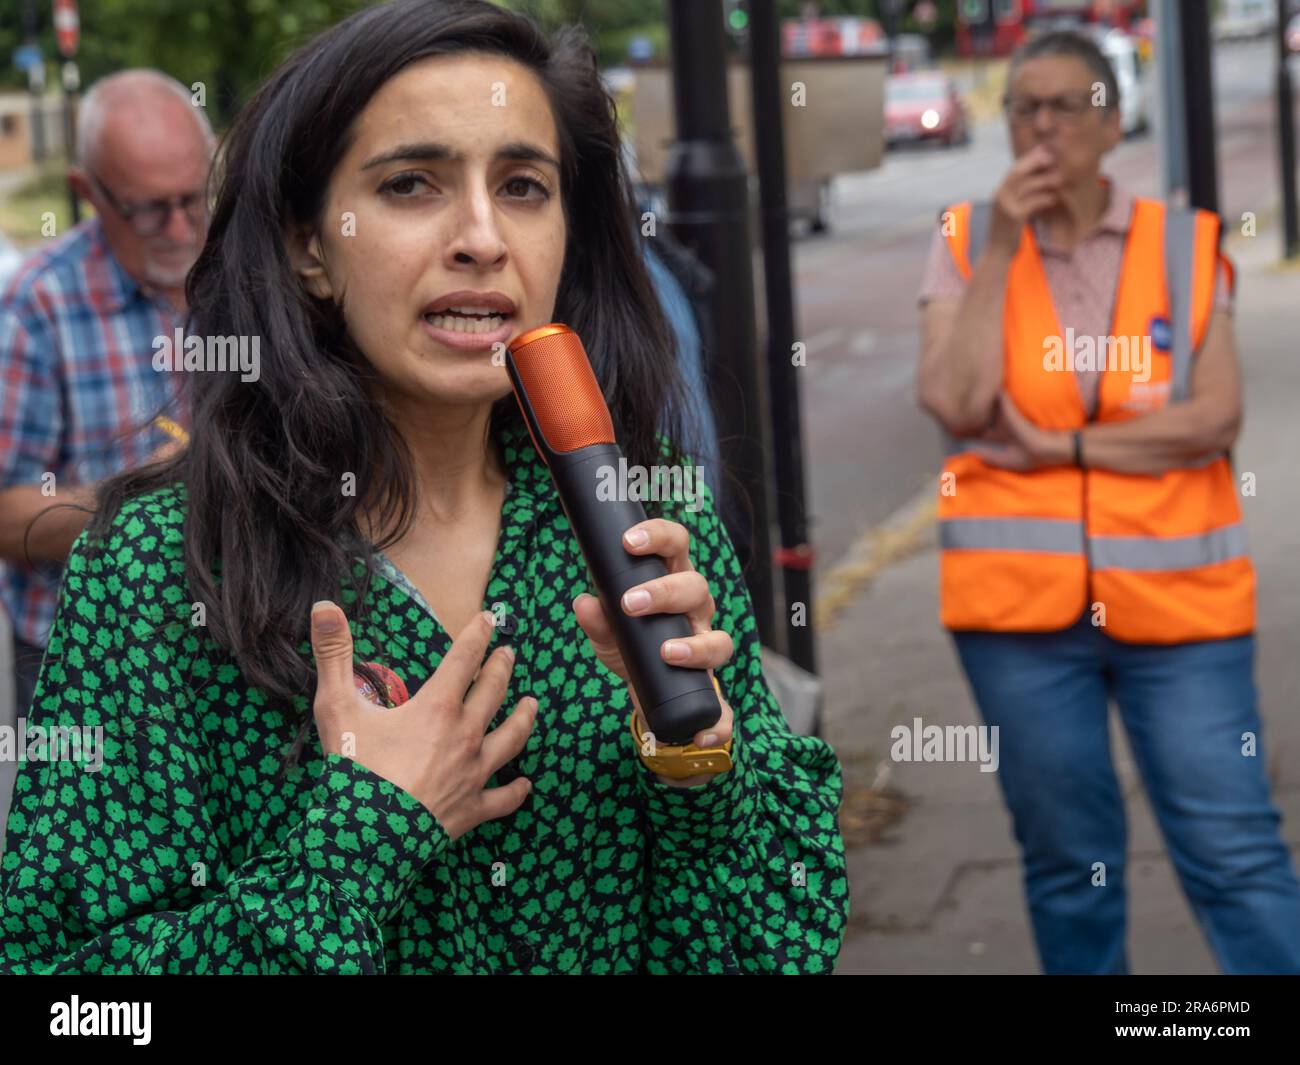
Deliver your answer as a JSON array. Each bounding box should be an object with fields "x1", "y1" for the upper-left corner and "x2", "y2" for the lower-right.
[{"x1": 88, "y1": 0, "x2": 692, "y2": 754}]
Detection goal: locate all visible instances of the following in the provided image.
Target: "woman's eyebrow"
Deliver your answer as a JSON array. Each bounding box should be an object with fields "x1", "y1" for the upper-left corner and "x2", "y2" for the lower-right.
[
  {"x1": 496, "y1": 141, "x2": 561, "y2": 170},
  {"x1": 360, "y1": 141, "x2": 560, "y2": 171}
]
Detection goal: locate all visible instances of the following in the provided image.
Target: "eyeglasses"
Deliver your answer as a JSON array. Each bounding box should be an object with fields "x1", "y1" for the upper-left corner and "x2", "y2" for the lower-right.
[
  {"x1": 88, "y1": 172, "x2": 208, "y2": 236},
  {"x1": 1002, "y1": 91, "x2": 1098, "y2": 125}
]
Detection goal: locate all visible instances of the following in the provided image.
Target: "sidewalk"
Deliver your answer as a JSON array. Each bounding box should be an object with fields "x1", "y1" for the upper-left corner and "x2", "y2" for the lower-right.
[{"x1": 823, "y1": 224, "x2": 1300, "y2": 974}]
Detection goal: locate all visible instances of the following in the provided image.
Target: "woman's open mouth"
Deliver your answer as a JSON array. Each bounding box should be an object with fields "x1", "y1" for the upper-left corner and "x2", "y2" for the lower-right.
[{"x1": 420, "y1": 307, "x2": 515, "y2": 350}]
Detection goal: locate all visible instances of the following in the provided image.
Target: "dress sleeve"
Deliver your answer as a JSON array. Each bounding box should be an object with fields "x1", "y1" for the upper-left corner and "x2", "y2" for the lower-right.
[
  {"x1": 637, "y1": 477, "x2": 850, "y2": 974},
  {"x1": 0, "y1": 498, "x2": 449, "y2": 973}
]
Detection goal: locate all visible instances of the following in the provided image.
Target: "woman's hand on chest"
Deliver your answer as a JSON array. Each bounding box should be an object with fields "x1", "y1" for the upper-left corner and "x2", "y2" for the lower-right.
[{"x1": 310, "y1": 601, "x2": 537, "y2": 839}]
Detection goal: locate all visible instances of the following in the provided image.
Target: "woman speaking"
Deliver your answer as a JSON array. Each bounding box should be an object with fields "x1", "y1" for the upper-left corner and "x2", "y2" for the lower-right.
[{"x1": 0, "y1": 0, "x2": 848, "y2": 973}]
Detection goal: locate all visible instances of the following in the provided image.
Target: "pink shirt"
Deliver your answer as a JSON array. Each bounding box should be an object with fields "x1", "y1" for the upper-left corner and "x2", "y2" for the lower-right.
[{"x1": 918, "y1": 179, "x2": 1233, "y2": 417}]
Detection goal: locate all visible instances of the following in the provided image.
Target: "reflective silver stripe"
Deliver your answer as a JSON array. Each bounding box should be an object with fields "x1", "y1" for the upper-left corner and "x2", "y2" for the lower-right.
[
  {"x1": 968, "y1": 201, "x2": 992, "y2": 269},
  {"x1": 942, "y1": 442, "x2": 1228, "y2": 466},
  {"x1": 940, "y1": 517, "x2": 1085, "y2": 554},
  {"x1": 1088, "y1": 523, "x2": 1249, "y2": 571},
  {"x1": 1164, "y1": 206, "x2": 1197, "y2": 403}
]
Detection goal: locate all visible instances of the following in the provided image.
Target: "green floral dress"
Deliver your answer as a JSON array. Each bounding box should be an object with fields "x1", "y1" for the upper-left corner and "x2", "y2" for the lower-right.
[{"x1": 0, "y1": 417, "x2": 849, "y2": 973}]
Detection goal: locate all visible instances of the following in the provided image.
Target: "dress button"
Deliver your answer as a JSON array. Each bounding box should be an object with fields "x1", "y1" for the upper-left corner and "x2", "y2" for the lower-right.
[
  {"x1": 497, "y1": 611, "x2": 518, "y2": 636},
  {"x1": 510, "y1": 939, "x2": 537, "y2": 967}
]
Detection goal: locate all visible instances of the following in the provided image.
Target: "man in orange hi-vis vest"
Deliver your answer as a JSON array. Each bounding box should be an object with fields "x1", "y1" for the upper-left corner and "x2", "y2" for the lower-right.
[{"x1": 916, "y1": 30, "x2": 1300, "y2": 974}]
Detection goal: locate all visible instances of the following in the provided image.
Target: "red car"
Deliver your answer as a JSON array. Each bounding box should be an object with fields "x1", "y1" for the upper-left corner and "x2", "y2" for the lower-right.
[{"x1": 884, "y1": 73, "x2": 970, "y2": 149}]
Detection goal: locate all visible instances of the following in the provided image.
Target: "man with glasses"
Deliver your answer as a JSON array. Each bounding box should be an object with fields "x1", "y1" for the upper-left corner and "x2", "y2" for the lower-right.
[
  {"x1": 0, "y1": 70, "x2": 214, "y2": 840},
  {"x1": 914, "y1": 31, "x2": 1300, "y2": 973}
]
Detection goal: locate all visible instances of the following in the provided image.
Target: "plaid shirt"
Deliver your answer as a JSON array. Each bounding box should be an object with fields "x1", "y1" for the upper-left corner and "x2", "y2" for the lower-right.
[{"x1": 0, "y1": 218, "x2": 186, "y2": 646}]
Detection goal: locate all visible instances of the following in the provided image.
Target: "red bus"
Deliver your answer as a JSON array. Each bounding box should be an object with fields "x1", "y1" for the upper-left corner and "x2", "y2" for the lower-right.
[{"x1": 955, "y1": 0, "x2": 1146, "y2": 57}]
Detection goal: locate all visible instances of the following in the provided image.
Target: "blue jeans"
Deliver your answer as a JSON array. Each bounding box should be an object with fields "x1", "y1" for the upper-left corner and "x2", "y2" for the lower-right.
[{"x1": 952, "y1": 615, "x2": 1300, "y2": 974}]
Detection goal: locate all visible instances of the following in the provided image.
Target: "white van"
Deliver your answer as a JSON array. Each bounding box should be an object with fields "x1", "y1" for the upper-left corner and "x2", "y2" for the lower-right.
[{"x1": 1099, "y1": 30, "x2": 1148, "y2": 138}]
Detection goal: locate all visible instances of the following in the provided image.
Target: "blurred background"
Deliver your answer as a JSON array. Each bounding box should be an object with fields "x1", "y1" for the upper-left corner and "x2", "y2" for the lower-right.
[{"x1": 1, "y1": 0, "x2": 1298, "y2": 974}]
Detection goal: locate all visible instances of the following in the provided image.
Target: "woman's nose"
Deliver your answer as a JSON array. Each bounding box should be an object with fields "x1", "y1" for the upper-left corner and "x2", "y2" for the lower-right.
[{"x1": 447, "y1": 191, "x2": 507, "y2": 266}]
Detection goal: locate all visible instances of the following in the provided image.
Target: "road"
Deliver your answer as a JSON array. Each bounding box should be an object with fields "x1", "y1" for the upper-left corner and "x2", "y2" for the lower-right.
[{"x1": 795, "y1": 37, "x2": 1285, "y2": 575}]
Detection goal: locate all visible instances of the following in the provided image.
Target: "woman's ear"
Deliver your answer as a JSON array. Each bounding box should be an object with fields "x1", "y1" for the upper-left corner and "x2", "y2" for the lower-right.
[{"x1": 288, "y1": 227, "x2": 334, "y2": 301}]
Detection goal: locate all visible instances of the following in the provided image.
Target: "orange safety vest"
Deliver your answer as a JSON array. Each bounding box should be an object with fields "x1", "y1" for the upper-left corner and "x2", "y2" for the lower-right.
[{"x1": 937, "y1": 196, "x2": 1255, "y2": 644}]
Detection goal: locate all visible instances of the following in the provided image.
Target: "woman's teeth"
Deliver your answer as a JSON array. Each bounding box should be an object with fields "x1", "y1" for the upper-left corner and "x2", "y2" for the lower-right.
[{"x1": 424, "y1": 311, "x2": 507, "y2": 334}]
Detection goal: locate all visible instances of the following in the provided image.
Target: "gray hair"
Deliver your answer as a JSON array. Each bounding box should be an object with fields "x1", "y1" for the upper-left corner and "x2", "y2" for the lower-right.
[
  {"x1": 77, "y1": 69, "x2": 215, "y2": 167},
  {"x1": 1007, "y1": 30, "x2": 1121, "y2": 113}
]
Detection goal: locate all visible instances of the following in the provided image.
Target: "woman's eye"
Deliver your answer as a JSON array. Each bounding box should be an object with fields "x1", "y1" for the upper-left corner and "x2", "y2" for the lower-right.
[
  {"x1": 503, "y1": 176, "x2": 548, "y2": 201},
  {"x1": 380, "y1": 173, "x2": 434, "y2": 197}
]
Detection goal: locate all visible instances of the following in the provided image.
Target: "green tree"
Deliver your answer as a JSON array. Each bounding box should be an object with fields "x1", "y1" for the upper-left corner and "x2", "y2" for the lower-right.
[
  {"x1": 0, "y1": 1, "x2": 962, "y2": 120},
  {"x1": 1, "y1": 0, "x2": 373, "y2": 124}
]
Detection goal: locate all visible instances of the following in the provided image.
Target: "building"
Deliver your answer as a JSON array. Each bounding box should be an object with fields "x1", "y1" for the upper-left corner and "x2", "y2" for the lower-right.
[
  {"x1": 0, "y1": 92, "x2": 69, "y2": 171},
  {"x1": 955, "y1": 0, "x2": 1146, "y2": 57}
]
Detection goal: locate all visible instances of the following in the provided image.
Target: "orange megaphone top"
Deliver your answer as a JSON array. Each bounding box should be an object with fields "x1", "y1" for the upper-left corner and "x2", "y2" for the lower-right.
[{"x1": 507, "y1": 324, "x2": 616, "y2": 453}]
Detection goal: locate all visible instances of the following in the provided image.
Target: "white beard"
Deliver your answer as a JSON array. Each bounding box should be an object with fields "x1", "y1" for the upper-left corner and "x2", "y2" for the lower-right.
[{"x1": 141, "y1": 253, "x2": 196, "y2": 289}]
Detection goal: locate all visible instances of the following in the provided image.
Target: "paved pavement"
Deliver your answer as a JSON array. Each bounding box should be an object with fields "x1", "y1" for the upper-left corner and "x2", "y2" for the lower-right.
[{"x1": 824, "y1": 222, "x2": 1300, "y2": 974}]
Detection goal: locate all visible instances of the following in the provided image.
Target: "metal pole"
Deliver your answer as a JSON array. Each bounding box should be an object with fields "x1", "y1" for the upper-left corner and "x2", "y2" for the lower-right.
[
  {"x1": 664, "y1": 0, "x2": 777, "y2": 649},
  {"x1": 63, "y1": 61, "x2": 81, "y2": 225},
  {"x1": 1278, "y1": 0, "x2": 1299, "y2": 258},
  {"x1": 748, "y1": 0, "x2": 815, "y2": 674},
  {"x1": 1155, "y1": 0, "x2": 1188, "y2": 203},
  {"x1": 1179, "y1": 0, "x2": 1219, "y2": 213},
  {"x1": 880, "y1": 0, "x2": 901, "y2": 70},
  {"x1": 22, "y1": 0, "x2": 46, "y2": 164}
]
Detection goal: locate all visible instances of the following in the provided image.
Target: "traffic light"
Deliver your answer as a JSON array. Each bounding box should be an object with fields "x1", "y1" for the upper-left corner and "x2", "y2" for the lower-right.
[{"x1": 725, "y1": 0, "x2": 749, "y2": 36}]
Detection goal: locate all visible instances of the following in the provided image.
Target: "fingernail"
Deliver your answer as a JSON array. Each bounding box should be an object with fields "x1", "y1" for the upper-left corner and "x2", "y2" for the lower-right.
[
  {"x1": 312, "y1": 601, "x2": 340, "y2": 631},
  {"x1": 662, "y1": 641, "x2": 689, "y2": 661},
  {"x1": 623, "y1": 589, "x2": 650, "y2": 613},
  {"x1": 481, "y1": 609, "x2": 496, "y2": 626},
  {"x1": 500, "y1": 645, "x2": 515, "y2": 663},
  {"x1": 700, "y1": 733, "x2": 719, "y2": 747},
  {"x1": 624, "y1": 528, "x2": 650, "y2": 547}
]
